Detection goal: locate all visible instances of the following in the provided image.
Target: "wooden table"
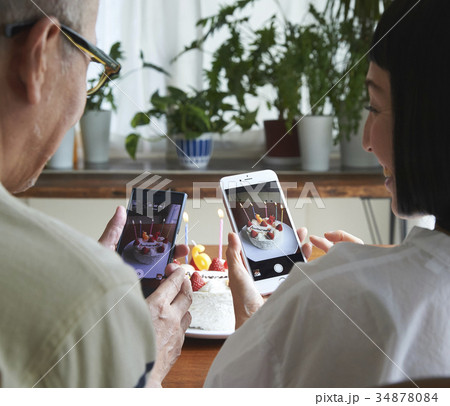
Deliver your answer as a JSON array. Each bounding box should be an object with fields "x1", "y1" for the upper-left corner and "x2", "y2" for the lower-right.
[{"x1": 162, "y1": 245, "x2": 325, "y2": 388}]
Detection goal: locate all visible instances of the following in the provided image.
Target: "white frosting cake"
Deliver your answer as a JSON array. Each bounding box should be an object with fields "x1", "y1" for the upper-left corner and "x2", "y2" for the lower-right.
[
  {"x1": 184, "y1": 267, "x2": 234, "y2": 332},
  {"x1": 245, "y1": 216, "x2": 284, "y2": 250},
  {"x1": 133, "y1": 235, "x2": 168, "y2": 265}
]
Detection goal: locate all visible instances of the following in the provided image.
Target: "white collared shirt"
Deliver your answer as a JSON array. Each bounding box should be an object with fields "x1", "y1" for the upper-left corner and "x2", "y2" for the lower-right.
[{"x1": 205, "y1": 227, "x2": 450, "y2": 387}]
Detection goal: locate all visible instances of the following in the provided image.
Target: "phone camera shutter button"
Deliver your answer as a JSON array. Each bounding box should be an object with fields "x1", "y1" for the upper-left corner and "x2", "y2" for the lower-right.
[{"x1": 274, "y1": 264, "x2": 284, "y2": 273}]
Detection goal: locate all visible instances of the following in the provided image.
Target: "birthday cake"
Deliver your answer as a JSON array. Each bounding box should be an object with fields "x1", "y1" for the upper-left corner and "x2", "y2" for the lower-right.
[
  {"x1": 184, "y1": 267, "x2": 234, "y2": 332},
  {"x1": 180, "y1": 244, "x2": 234, "y2": 332},
  {"x1": 133, "y1": 231, "x2": 169, "y2": 265},
  {"x1": 245, "y1": 214, "x2": 284, "y2": 250}
]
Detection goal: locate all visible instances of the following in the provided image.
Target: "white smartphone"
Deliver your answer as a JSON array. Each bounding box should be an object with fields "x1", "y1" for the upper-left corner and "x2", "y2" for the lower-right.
[{"x1": 220, "y1": 170, "x2": 306, "y2": 295}]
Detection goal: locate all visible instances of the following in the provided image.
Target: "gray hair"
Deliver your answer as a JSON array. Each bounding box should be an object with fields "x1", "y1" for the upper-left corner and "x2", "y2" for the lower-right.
[
  {"x1": 0, "y1": 0, "x2": 96, "y2": 68},
  {"x1": 0, "y1": 0, "x2": 92, "y2": 32}
]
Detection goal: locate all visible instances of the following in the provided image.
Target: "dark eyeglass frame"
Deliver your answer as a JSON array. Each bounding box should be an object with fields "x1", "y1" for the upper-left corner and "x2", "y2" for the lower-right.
[{"x1": 3, "y1": 20, "x2": 121, "y2": 95}]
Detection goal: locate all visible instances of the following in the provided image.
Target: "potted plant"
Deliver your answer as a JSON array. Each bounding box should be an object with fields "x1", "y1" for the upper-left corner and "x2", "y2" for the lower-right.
[
  {"x1": 177, "y1": 0, "x2": 307, "y2": 165},
  {"x1": 79, "y1": 42, "x2": 124, "y2": 165},
  {"x1": 298, "y1": 6, "x2": 339, "y2": 171},
  {"x1": 125, "y1": 86, "x2": 237, "y2": 169}
]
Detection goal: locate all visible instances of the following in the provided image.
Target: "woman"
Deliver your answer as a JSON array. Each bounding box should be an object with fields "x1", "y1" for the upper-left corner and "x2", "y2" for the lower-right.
[{"x1": 205, "y1": 0, "x2": 450, "y2": 387}]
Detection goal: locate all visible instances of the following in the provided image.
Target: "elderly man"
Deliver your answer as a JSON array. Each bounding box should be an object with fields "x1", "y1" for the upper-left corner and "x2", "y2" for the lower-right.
[{"x1": 0, "y1": 0, "x2": 191, "y2": 387}]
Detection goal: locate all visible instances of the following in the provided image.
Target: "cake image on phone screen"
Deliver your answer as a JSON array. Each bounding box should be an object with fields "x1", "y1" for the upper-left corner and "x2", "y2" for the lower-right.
[
  {"x1": 221, "y1": 170, "x2": 306, "y2": 295},
  {"x1": 133, "y1": 232, "x2": 168, "y2": 265},
  {"x1": 245, "y1": 212, "x2": 284, "y2": 250},
  {"x1": 116, "y1": 189, "x2": 187, "y2": 297}
]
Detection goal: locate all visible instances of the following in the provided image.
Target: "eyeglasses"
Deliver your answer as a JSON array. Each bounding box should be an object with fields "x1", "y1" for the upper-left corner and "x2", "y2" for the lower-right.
[{"x1": 3, "y1": 20, "x2": 121, "y2": 96}]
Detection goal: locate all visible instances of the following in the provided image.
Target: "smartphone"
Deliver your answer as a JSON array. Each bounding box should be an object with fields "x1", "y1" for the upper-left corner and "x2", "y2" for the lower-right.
[
  {"x1": 116, "y1": 188, "x2": 187, "y2": 298},
  {"x1": 220, "y1": 170, "x2": 306, "y2": 294}
]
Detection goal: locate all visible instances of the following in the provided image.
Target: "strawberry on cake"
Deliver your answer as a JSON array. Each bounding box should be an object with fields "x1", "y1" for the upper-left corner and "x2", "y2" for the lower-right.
[{"x1": 245, "y1": 214, "x2": 283, "y2": 250}]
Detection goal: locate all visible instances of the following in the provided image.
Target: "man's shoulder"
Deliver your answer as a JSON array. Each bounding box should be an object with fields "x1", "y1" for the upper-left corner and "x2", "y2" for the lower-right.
[
  {"x1": 0, "y1": 191, "x2": 138, "y2": 303},
  {"x1": 0, "y1": 192, "x2": 152, "y2": 387}
]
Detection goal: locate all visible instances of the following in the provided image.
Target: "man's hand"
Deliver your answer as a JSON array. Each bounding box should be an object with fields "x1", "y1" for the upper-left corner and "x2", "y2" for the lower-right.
[
  {"x1": 98, "y1": 206, "x2": 127, "y2": 251},
  {"x1": 145, "y1": 264, "x2": 192, "y2": 387},
  {"x1": 98, "y1": 207, "x2": 190, "y2": 259},
  {"x1": 310, "y1": 230, "x2": 364, "y2": 253}
]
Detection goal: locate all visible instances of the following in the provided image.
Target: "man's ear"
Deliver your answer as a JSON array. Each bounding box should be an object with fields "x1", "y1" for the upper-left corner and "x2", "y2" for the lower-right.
[{"x1": 19, "y1": 17, "x2": 62, "y2": 104}]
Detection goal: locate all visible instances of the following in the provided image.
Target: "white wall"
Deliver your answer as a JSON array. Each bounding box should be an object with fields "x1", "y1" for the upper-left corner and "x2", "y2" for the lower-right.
[{"x1": 22, "y1": 197, "x2": 393, "y2": 247}]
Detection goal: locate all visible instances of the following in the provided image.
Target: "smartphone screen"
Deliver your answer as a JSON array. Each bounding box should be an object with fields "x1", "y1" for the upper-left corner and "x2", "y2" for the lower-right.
[
  {"x1": 225, "y1": 180, "x2": 305, "y2": 282},
  {"x1": 116, "y1": 188, "x2": 187, "y2": 297}
]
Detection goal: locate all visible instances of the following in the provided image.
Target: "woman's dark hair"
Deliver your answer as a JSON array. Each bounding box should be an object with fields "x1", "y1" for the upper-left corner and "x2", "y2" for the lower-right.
[{"x1": 369, "y1": 0, "x2": 450, "y2": 227}]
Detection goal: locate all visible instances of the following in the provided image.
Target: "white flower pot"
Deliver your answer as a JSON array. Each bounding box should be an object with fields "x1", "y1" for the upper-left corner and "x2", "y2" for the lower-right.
[
  {"x1": 172, "y1": 133, "x2": 214, "y2": 169},
  {"x1": 80, "y1": 110, "x2": 111, "y2": 164},
  {"x1": 298, "y1": 116, "x2": 333, "y2": 172},
  {"x1": 340, "y1": 109, "x2": 380, "y2": 168},
  {"x1": 47, "y1": 127, "x2": 75, "y2": 169}
]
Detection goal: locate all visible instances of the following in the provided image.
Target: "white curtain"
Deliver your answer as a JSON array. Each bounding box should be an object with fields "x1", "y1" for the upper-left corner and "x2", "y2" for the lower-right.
[{"x1": 94, "y1": 0, "x2": 325, "y2": 154}]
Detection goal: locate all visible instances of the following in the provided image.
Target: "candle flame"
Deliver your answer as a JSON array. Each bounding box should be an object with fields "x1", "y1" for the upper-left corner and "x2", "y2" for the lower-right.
[
  {"x1": 218, "y1": 209, "x2": 224, "y2": 218},
  {"x1": 183, "y1": 212, "x2": 189, "y2": 222}
]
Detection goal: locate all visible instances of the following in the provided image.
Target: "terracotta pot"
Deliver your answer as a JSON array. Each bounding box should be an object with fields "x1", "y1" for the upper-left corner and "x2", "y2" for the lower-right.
[{"x1": 263, "y1": 120, "x2": 300, "y2": 165}]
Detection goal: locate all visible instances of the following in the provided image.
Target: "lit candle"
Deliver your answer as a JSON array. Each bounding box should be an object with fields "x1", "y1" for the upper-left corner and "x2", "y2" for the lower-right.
[
  {"x1": 250, "y1": 202, "x2": 256, "y2": 218},
  {"x1": 132, "y1": 220, "x2": 138, "y2": 240},
  {"x1": 160, "y1": 218, "x2": 166, "y2": 236},
  {"x1": 218, "y1": 209, "x2": 224, "y2": 259},
  {"x1": 264, "y1": 200, "x2": 268, "y2": 218},
  {"x1": 275, "y1": 202, "x2": 277, "y2": 221},
  {"x1": 183, "y1": 212, "x2": 189, "y2": 264},
  {"x1": 149, "y1": 218, "x2": 154, "y2": 236},
  {"x1": 139, "y1": 220, "x2": 142, "y2": 237},
  {"x1": 281, "y1": 204, "x2": 284, "y2": 223},
  {"x1": 240, "y1": 202, "x2": 251, "y2": 222}
]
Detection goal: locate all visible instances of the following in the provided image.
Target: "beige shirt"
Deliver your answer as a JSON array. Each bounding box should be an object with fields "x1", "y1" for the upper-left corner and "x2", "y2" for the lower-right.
[
  {"x1": 206, "y1": 227, "x2": 450, "y2": 387},
  {"x1": 0, "y1": 183, "x2": 155, "y2": 387}
]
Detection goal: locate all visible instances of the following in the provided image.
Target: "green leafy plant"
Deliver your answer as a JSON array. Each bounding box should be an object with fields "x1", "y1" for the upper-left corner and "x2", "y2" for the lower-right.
[
  {"x1": 177, "y1": 0, "x2": 307, "y2": 128},
  {"x1": 125, "y1": 86, "x2": 238, "y2": 159},
  {"x1": 84, "y1": 42, "x2": 124, "y2": 112},
  {"x1": 300, "y1": 7, "x2": 340, "y2": 116}
]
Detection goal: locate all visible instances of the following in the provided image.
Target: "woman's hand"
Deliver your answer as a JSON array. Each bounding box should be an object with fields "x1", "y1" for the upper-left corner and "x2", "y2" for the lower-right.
[
  {"x1": 227, "y1": 233, "x2": 264, "y2": 330},
  {"x1": 145, "y1": 264, "x2": 192, "y2": 387},
  {"x1": 297, "y1": 227, "x2": 312, "y2": 260},
  {"x1": 310, "y1": 230, "x2": 364, "y2": 253},
  {"x1": 227, "y1": 227, "x2": 313, "y2": 329}
]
